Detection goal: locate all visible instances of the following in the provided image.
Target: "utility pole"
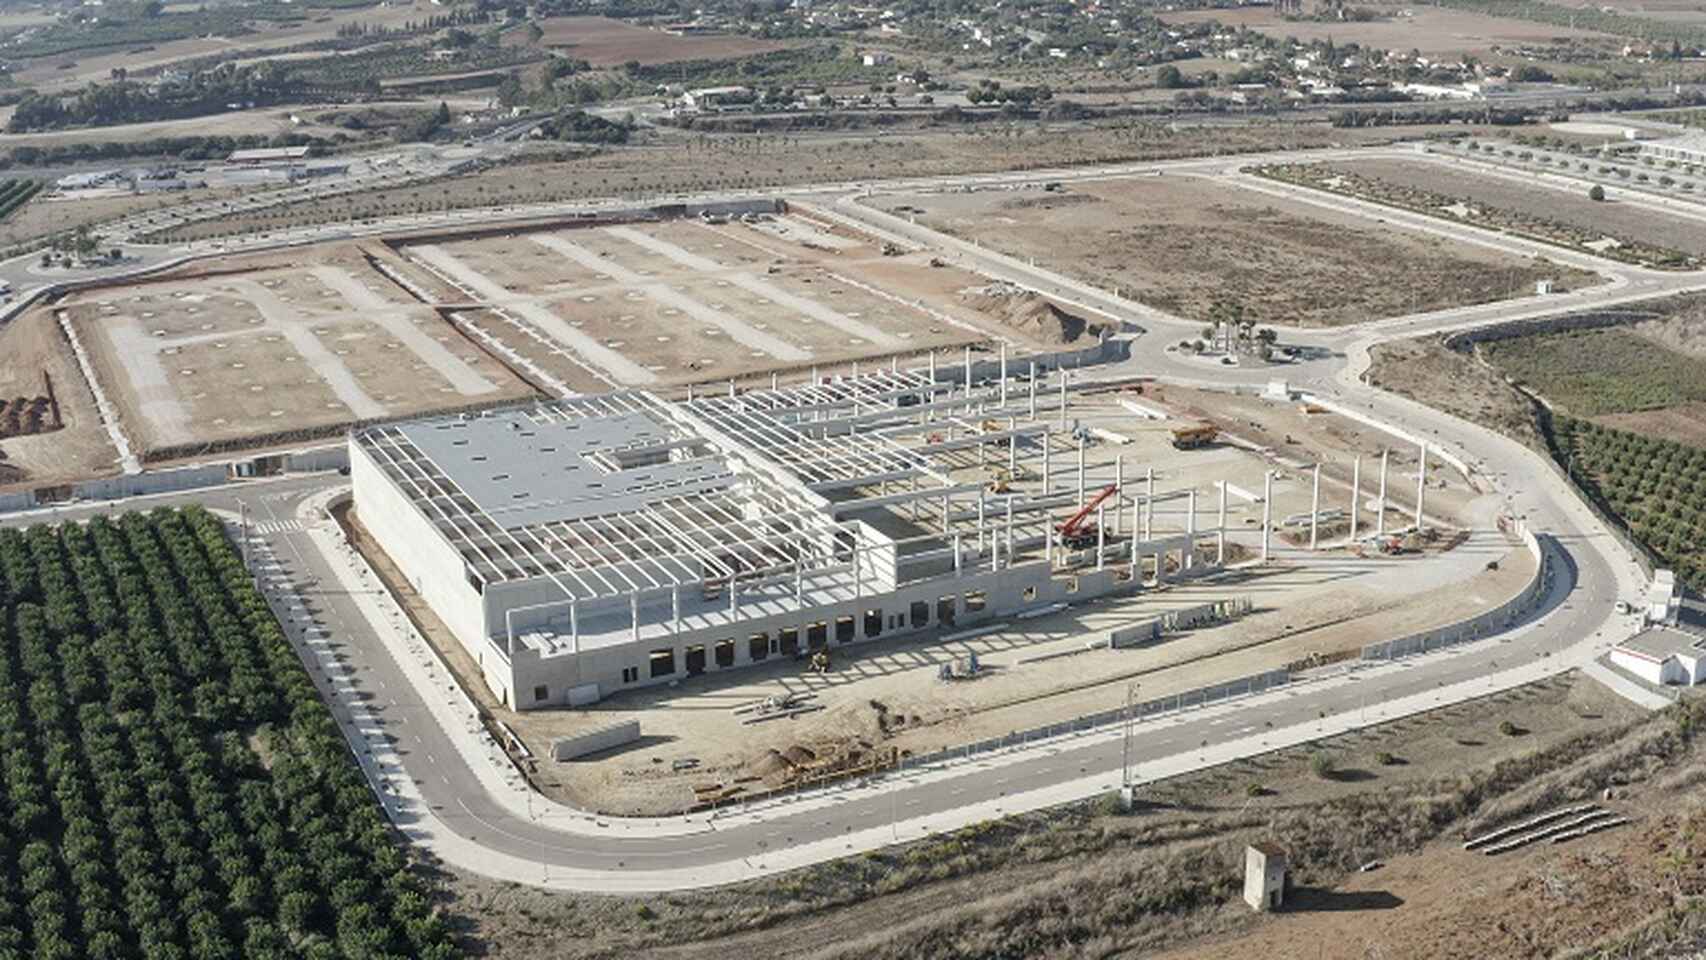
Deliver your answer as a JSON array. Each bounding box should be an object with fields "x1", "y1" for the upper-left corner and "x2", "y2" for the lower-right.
[
  {"x1": 1309, "y1": 463, "x2": 1321, "y2": 551},
  {"x1": 1120, "y1": 682, "x2": 1139, "y2": 811},
  {"x1": 1415, "y1": 442, "x2": 1427, "y2": 531},
  {"x1": 1377, "y1": 448, "x2": 1389, "y2": 537},
  {"x1": 1350, "y1": 454, "x2": 1361, "y2": 543}
]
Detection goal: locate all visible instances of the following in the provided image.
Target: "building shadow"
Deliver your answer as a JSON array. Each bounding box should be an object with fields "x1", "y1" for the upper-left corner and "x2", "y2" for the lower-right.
[{"x1": 1283, "y1": 887, "x2": 1403, "y2": 912}]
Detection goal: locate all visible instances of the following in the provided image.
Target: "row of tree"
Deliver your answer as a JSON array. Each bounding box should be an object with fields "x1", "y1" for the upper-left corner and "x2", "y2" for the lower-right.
[{"x1": 0, "y1": 510, "x2": 461, "y2": 959}]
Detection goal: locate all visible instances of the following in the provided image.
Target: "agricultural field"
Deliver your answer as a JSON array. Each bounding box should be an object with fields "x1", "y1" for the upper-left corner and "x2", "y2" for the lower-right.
[
  {"x1": 1554, "y1": 417, "x2": 1706, "y2": 592},
  {"x1": 0, "y1": 180, "x2": 42, "y2": 223},
  {"x1": 50, "y1": 242, "x2": 537, "y2": 460},
  {"x1": 1480, "y1": 325, "x2": 1706, "y2": 421},
  {"x1": 865, "y1": 174, "x2": 1586, "y2": 327},
  {"x1": 1155, "y1": 4, "x2": 1614, "y2": 58},
  {"x1": 511, "y1": 16, "x2": 794, "y2": 66},
  {"x1": 0, "y1": 510, "x2": 458, "y2": 959},
  {"x1": 147, "y1": 122, "x2": 1454, "y2": 244},
  {"x1": 1318, "y1": 156, "x2": 1706, "y2": 263}
]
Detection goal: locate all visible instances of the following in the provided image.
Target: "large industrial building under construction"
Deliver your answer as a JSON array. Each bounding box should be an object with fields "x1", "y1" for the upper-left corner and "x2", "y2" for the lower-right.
[{"x1": 350, "y1": 365, "x2": 1231, "y2": 709}]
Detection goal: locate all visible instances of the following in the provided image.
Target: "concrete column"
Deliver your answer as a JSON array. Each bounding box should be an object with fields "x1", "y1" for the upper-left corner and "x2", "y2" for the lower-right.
[
  {"x1": 1113, "y1": 456, "x2": 1124, "y2": 535},
  {"x1": 686, "y1": 382, "x2": 694, "y2": 402},
  {"x1": 999, "y1": 342, "x2": 1008, "y2": 408},
  {"x1": 890, "y1": 355, "x2": 899, "y2": 375},
  {"x1": 810, "y1": 365, "x2": 819, "y2": 386},
  {"x1": 852, "y1": 545, "x2": 862, "y2": 600},
  {"x1": 728, "y1": 377, "x2": 737, "y2": 398},
  {"x1": 927, "y1": 353, "x2": 937, "y2": 422},
  {"x1": 1028, "y1": 362, "x2": 1038, "y2": 419},
  {"x1": 771, "y1": 371, "x2": 779, "y2": 390},
  {"x1": 851, "y1": 360, "x2": 859, "y2": 380},
  {"x1": 1350, "y1": 454, "x2": 1361, "y2": 542},
  {"x1": 1217, "y1": 480, "x2": 1227, "y2": 566},
  {"x1": 963, "y1": 346, "x2": 973, "y2": 409},
  {"x1": 1042, "y1": 435, "x2": 1052, "y2": 496},
  {"x1": 1130, "y1": 496, "x2": 1141, "y2": 566},
  {"x1": 631, "y1": 591, "x2": 641, "y2": 642},
  {"x1": 1309, "y1": 463, "x2": 1321, "y2": 551},
  {"x1": 669, "y1": 587, "x2": 678, "y2": 633},
  {"x1": 1415, "y1": 442, "x2": 1427, "y2": 530},
  {"x1": 794, "y1": 562, "x2": 804, "y2": 608},
  {"x1": 1377, "y1": 448, "x2": 1389, "y2": 537},
  {"x1": 1008, "y1": 416, "x2": 1018, "y2": 473},
  {"x1": 1058, "y1": 369, "x2": 1068, "y2": 429},
  {"x1": 570, "y1": 599, "x2": 580, "y2": 649},
  {"x1": 1004, "y1": 497, "x2": 1015, "y2": 570},
  {"x1": 728, "y1": 576, "x2": 738, "y2": 615},
  {"x1": 1077, "y1": 434, "x2": 1087, "y2": 507},
  {"x1": 1144, "y1": 467, "x2": 1155, "y2": 540},
  {"x1": 1186, "y1": 488, "x2": 1197, "y2": 569},
  {"x1": 1096, "y1": 507, "x2": 1106, "y2": 571},
  {"x1": 977, "y1": 492, "x2": 986, "y2": 554},
  {"x1": 953, "y1": 533, "x2": 963, "y2": 577},
  {"x1": 941, "y1": 492, "x2": 951, "y2": 534},
  {"x1": 1262, "y1": 470, "x2": 1273, "y2": 562}
]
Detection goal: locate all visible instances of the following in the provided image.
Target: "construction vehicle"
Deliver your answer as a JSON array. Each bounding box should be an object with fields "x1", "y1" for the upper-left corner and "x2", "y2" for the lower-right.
[
  {"x1": 988, "y1": 468, "x2": 1013, "y2": 494},
  {"x1": 1170, "y1": 423, "x2": 1218, "y2": 450},
  {"x1": 1056, "y1": 483, "x2": 1119, "y2": 550}
]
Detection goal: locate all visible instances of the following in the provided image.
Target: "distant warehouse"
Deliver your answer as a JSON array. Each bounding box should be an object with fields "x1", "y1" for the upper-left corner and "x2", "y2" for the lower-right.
[{"x1": 226, "y1": 145, "x2": 311, "y2": 166}]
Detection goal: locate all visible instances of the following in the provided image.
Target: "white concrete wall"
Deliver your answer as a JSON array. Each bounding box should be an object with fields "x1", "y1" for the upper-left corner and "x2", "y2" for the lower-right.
[
  {"x1": 1609, "y1": 649, "x2": 1672, "y2": 686},
  {"x1": 350, "y1": 437, "x2": 509, "y2": 701}
]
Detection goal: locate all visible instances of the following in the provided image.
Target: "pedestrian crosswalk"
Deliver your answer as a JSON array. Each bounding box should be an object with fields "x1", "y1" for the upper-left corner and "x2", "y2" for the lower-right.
[{"x1": 252, "y1": 519, "x2": 302, "y2": 536}]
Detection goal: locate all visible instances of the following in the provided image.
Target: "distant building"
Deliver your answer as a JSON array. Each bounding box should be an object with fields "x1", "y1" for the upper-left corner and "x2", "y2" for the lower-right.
[
  {"x1": 1641, "y1": 130, "x2": 1706, "y2": 166},
  {"x1": 679, "y1": 85, "x2": 752, "y2": 110},
  {"x1": 1244, "y1": 843, "x2": 1288, "y2": 912},
  {"x1": 226, "y1": 146, "x2": 311, "y2": 166},
  {"x1": 1611, "y1": 625, "x2": 1706, "y2": 687}
]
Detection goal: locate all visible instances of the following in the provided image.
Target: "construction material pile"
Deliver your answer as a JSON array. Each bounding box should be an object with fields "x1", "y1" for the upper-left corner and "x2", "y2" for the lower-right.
[{"x1": 960, "y1": 282, "x2": 1107, "y2": 345}]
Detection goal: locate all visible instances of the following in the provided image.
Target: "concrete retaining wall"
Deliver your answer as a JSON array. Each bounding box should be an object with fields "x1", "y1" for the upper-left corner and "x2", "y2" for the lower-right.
[
  {"x1": 1361, "y1": 524, "x2": 1549, "y2": 662},
  {"x1": 550, "y1": 720, "x2": 642, "y2": 761}
]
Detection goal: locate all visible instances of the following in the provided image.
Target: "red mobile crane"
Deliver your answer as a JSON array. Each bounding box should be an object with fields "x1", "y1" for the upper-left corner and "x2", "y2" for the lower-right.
[{"x1": 1057, "y1": 484, "x2": 1119, "y2": 550}]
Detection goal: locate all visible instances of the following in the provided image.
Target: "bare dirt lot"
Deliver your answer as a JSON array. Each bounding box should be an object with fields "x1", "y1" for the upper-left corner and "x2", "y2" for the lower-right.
[
  {"x1": 1366, "y1": 335, "x2": 1541, "y2": 450},
  {"x1": 1334, "y1": 156, "x2": 1706, "y2": 258},
  {"x1": 49, "y1": 241, "x2": 537, "y2": 458},
  {"x1": 1156, "y1": 4, "x2": 1613, "y2": 57},
  {"x1": 443, "y1": 673, "x2": 1695, "y2": 960},
  {"x1": 0, "y1": 311, "x2": 119, "y2": 489},
  {"x1": 516, "y1": 15, "x2": 794, "y2": 65},
  {"x1": 390, "y1": 213, "x2": 1077, "y2": 390},
  {"x1": 865, "y1": 174, "x2": 1569, "y2": 327}
]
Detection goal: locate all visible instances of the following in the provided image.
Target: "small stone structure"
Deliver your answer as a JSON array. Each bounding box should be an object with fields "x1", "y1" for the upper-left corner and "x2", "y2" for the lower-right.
[{"x1": 1243, "y1": 842, "x2": 1287, "y2": 912}]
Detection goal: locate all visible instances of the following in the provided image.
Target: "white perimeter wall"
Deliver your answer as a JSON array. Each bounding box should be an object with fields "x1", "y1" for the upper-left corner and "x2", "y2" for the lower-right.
[{"x1": 349, "y1": 436, "x2": 516, "y2": 704}]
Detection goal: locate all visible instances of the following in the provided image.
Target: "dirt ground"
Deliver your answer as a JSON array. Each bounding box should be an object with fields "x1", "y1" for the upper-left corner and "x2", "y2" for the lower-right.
[
  {"x1": 155, "y1": 122, "x2": 1475, "y2": 243},
  {"x1": 514, "y1": 15, "x2": 794, "y2": 65},
  {"x1": 1334, "y1": 156, "x2": 1706, "y2": 258},
  {"x1": 0, "y1": 311, "x2": 120, "y2": 490},
  {"x1": 864, "y1": 173, "x2": 1568, "y2": 327},
  {"x1": 1156, "y1": 4, "x2": 1614, "y2": 58},
  {"x1": 390, "y1": 212, "x2": 1076, "y2": 390},
  {"x1": 1365, "y1": 336, "x2": 1541, "y2": 450},
  {"x1": 441, "y1": 672, "x2": 1671, "y2": 960},
  {"x1": 49, "y1": 241, "x2": 537, "y2": 457},
  {"x1": 0, "y1": 189, "x2": 244, "y2": 249}
]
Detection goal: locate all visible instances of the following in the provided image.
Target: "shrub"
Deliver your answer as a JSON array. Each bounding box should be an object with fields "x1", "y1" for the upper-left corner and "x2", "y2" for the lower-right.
[
  {"x1": 1309, "y1": 752, "x2": 1337, "y2": 779},
  {"x1": 1375, "y1": 751, "x2": 1399, "y2": 766},
  {"x1": 1588, "y1": 184, "x2": 1606, "y2": 201}
]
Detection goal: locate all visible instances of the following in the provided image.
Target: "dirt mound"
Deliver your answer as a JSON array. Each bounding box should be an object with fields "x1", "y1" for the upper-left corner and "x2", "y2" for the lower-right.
[
  {"x1": 748, "y1": 749, "x2": 790, "y2": 778},
  {"x1": 781, "y1": 745, "x2": 816, "y2": 766},
  {"x1": 960, "y1": 282, "x2": 1106, "y2": 345}
]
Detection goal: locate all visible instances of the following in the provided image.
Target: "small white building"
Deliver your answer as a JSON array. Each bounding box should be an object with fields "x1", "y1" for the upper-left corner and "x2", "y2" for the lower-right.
[
  {"x1": 679, "y1": 85, "x2": 752, "y2": 110},
  {"x1": 1244, "y1": 843, "x2": 1287, "y2": 912},
  {"x1": 1611, "y1": 626, "x2": 1706, "y2": 687},
  {"x1": 1649, "y1": 568, "x2": 1681, "y2": 625}
]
